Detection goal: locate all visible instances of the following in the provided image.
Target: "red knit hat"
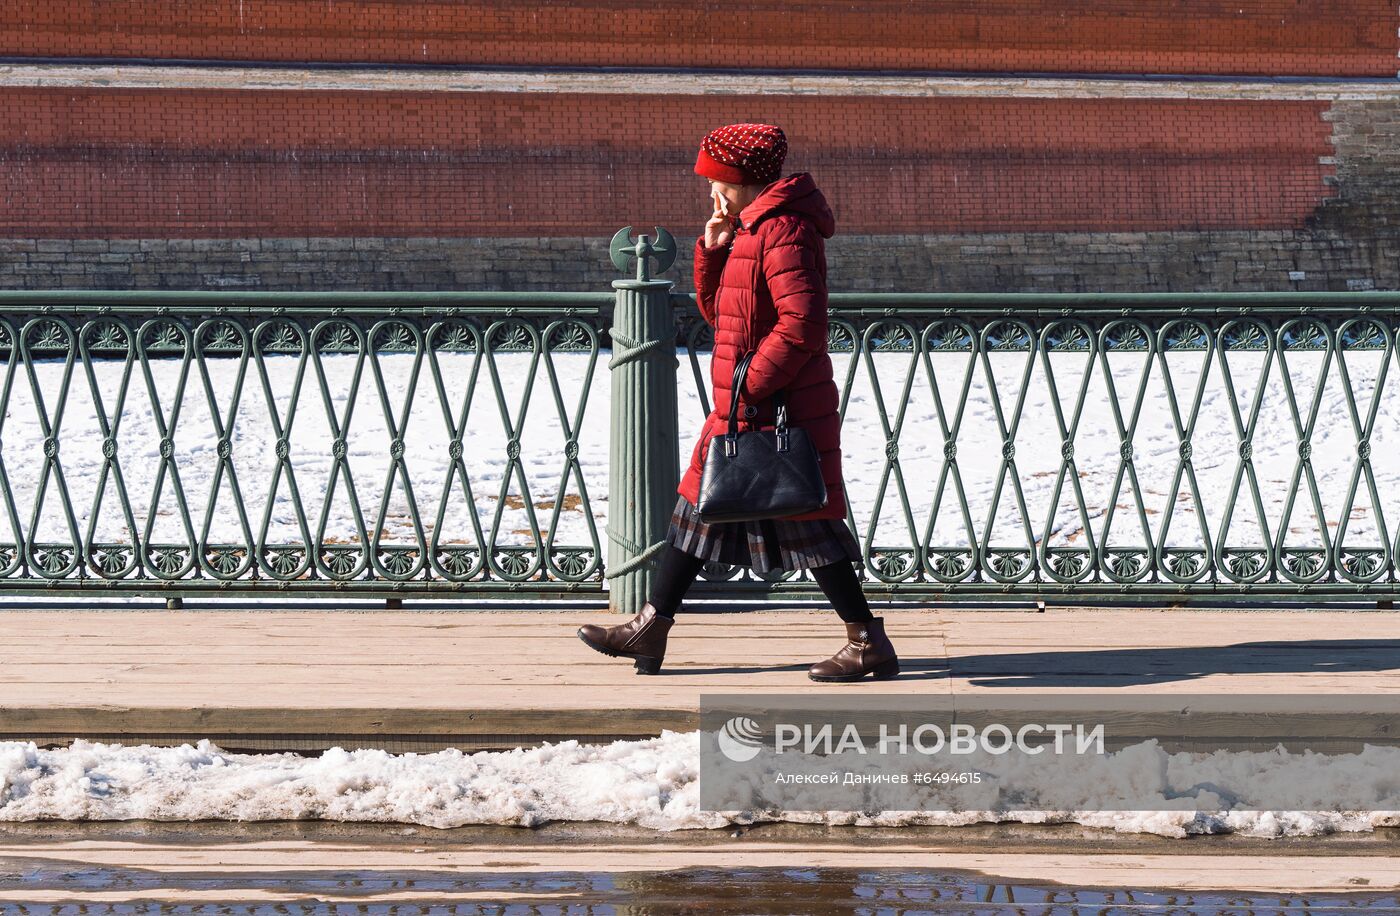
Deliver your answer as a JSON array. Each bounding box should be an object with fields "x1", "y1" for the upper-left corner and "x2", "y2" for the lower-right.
[{"x1": 694, "y1": 123, "x2": 787, "y2": 185}]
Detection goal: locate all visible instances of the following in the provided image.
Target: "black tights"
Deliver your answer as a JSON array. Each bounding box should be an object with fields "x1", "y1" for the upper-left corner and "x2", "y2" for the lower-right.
[{"x1": 646, "y1": 543, "x2": 875, "y2": 623}]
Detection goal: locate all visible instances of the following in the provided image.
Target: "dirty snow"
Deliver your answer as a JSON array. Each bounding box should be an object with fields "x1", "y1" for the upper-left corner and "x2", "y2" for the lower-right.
[{"x1": 0, "y1": 733, "x2": 1396, "y2": 838}]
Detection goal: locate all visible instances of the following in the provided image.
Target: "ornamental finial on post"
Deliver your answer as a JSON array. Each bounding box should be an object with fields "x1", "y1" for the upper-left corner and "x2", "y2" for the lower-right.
[{"x1": 610, "y1": 226, "x2": 677, "y2": 282}]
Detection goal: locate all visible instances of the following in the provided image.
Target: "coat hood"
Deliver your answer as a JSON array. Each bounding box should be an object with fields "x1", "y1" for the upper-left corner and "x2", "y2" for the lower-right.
[{"x1": 738, "y1": 171, "x2": 835, "y2": 239}]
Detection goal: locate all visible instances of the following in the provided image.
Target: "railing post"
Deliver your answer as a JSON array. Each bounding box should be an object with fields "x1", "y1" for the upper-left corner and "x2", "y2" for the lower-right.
[{"x1": 605, "y1": 226, "x2": 680, "y2": 613}]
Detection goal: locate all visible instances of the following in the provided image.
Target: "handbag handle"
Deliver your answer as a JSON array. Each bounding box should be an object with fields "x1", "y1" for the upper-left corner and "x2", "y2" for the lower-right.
[{"x1": 724, "y1": 350, "x2": 790, "y2": 456}]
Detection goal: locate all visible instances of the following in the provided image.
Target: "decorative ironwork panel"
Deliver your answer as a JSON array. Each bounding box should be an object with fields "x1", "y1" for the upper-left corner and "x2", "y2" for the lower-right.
[
  {"x1": 7, "y1": 289, "x2": 1400, "y2": 605},
  {"x1": 678, "y1": 294, "x2": 1400, "y2": 602},
  {"x1": 0, "y1": 295, "x2": 611, "y2": 597}
]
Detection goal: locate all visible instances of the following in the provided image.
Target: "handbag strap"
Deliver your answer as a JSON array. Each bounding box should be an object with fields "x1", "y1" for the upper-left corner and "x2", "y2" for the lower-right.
[{"x1": 727, "y1": 349, "x2": 790, "y2": 446}]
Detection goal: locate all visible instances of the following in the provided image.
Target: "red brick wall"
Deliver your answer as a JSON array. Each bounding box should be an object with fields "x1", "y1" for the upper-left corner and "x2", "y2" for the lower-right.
[
  {"x1": 0, "y1": 89, "x2": 1336, "y2": 238},
  {"x1": 2, "y1": 1, "x2": 1394, "y2": 78}
]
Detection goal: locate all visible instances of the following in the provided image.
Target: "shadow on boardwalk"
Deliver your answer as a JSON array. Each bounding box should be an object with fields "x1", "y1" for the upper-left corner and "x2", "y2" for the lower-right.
[{"x1": 676, "y1": 639, "x2": 1400, "y2": 687}]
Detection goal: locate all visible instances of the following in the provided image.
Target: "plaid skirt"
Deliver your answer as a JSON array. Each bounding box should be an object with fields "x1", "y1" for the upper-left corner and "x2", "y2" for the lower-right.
[{"x1": 665, "y1": 495, "x2": 862, "y2": 575}]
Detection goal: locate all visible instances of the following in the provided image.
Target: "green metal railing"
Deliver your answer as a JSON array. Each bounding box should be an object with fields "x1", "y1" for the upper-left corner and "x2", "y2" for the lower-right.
[
  {"x1": 678, "y1": 292, "x2": 1400, "y2": 603},
  {"x1": 1, "y1": 255, "x2": 1399, "y2": 606},
  {"x1": 0, "y1": 291, "x2": 615, "y2": 600}
]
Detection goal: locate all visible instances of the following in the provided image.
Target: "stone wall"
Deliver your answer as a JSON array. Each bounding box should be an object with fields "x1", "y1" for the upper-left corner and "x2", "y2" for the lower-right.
[
  {"x1": 0, "y1": 2, "x2": 1396, "y2": 295},
  {"x1": 1, "y1": 94, "x2": 1395, "y2": 294},
  {"x1": 0, "y1": 88, "x2": 1339, "y2": 238},
  {"x1": 5, "y1": 0, "x2": 1393, "y2": 77}
]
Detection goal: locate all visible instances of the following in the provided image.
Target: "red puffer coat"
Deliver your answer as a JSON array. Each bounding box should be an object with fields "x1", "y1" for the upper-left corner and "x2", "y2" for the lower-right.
[{"x1": 678, "y1": 171, "x2": 845, "y2": 521}]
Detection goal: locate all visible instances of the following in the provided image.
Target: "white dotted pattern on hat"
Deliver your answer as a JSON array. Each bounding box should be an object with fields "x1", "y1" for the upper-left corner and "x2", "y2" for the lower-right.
[{"x1": 701, "y1": 122, "x2": 787, "y2": 179}]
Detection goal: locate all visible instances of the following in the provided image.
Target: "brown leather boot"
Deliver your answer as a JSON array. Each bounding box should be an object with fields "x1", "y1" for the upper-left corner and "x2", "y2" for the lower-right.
[
  {"x1": 808, "y1": 617, "x2": 899, "y2": 682},
  {"x1": 577, "y1": 601, "x2": 674, "y2": 675}
]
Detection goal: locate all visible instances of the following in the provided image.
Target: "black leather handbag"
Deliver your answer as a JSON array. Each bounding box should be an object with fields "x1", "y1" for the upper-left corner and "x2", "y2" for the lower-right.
[{"x1": 695, "y1": 349, "x2": 828, "y2": 523}]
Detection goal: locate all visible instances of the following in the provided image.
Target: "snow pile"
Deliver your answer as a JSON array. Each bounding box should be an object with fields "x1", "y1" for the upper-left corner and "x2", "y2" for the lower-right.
[
  {"x1": 0, "y1": 733, "x2": 701, "y2": 830},
  {"x1": 1, "y1": 733, "x2": 1397, "y2": 838}
]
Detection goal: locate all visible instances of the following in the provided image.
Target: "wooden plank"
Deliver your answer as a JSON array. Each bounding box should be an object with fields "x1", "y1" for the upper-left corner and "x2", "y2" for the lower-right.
[{"x1": 0, "y1": 608, "x2": 1397, "y2": 749}]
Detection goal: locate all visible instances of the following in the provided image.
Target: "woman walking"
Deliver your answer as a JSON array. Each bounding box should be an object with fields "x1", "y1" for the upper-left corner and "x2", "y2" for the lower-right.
[{"x1": 578, "y1": 123, "x2": 898, "y2": 682}]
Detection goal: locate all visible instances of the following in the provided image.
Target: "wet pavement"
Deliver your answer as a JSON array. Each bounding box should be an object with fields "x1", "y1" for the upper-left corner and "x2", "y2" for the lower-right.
[{"x1": 1, "y1": 822, "x2": 1398, "y2": 912}]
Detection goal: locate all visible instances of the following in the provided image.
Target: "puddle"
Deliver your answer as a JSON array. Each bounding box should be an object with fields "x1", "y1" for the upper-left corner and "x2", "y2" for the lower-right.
[
  {"x1": 2, "y1": 823, "x2": 1397, "y2": 912},
  {"x1": 2, "y1": 861, "x2": 1398, "y2": 913}
]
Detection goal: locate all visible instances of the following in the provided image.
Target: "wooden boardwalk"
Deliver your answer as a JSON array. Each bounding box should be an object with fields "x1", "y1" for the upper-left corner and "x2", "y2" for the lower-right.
[{"x1": 2, "y1": 606, "x2": 1399, "y2": 750}]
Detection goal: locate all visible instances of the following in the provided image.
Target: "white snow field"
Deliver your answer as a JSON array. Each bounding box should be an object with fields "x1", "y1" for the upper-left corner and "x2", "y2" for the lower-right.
[
  {"x1": 0, "y1": 732, "x2": 1397, "y2": 837},
  {"x1": 3, "y1": 338, "x2": 1395, "y2": 566}
]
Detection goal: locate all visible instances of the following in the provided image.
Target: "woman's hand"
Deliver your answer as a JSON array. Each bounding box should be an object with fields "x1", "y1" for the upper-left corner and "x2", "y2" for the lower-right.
[{"x1": 704, "y1": 188, "x2": 737, "y2": 249}]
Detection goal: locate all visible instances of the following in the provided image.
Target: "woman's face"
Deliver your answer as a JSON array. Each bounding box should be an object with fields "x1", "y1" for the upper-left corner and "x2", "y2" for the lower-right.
[{"x1": 709, "y1": 179, "x2": 758, "y2": 219}]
